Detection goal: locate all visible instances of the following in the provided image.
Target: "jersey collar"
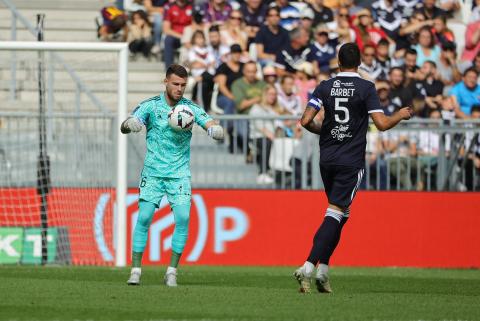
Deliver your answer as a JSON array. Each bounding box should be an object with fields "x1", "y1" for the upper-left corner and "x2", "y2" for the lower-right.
[{"x1": 337, "y1": 71, "x2": 361, "y2": 78}]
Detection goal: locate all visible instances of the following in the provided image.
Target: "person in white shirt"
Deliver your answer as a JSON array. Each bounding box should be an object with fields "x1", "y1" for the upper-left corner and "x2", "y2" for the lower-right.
[{"x1": 276, "y1": 74, "x2": 303, "y2": 115}]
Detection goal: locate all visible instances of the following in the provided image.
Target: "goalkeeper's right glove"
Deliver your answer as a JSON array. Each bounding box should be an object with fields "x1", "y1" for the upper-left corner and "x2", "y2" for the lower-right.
[{"x1": 124, "y1": 116, "x2": 143, "y2": 133}]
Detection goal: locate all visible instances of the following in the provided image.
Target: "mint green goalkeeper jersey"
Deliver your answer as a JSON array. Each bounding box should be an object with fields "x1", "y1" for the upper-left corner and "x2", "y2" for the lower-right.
[{"x1": 132, "y1": 93, "x2": 212, "y2": 178}]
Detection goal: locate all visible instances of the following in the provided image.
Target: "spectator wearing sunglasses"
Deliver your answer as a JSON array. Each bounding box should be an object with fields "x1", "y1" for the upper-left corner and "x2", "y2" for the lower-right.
[{"x1": 220, "y1": 10, "x2": 248, "y2": 52}]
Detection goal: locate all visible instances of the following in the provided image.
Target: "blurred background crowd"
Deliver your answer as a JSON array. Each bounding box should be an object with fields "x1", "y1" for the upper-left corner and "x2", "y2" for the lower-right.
[{"x1": 97, "y1": 0, "x2": 480, "y2": 189}]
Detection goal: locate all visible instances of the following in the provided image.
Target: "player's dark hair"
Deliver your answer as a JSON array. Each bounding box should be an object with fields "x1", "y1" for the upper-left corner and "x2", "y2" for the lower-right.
[
  {"x1": 338, "y1": 43, "x2": 361, "y2": 69},
  {"x1": 166, "y1": 64, "x2": 188, "y2": 79}
]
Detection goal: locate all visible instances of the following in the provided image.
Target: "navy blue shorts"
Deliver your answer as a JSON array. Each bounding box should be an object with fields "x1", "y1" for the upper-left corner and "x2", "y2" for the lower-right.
[{"x1": 320, "y1": 164, "x2": 365, "y2": 209}]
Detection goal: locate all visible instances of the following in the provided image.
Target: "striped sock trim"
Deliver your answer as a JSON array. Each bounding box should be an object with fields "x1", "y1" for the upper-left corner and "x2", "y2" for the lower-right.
[
  {"x1": 343, "y1": 208, "x2": 350, "y2": 218},
  {"x1": 325, "y1": 208, "x2": 343, "y2": 222}
]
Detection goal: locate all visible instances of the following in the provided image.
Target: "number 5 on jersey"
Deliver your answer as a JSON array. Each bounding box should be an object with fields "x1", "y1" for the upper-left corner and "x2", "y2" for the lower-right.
[{"x1": 335, "y1": 98, "x2": 349, "y2": 124}]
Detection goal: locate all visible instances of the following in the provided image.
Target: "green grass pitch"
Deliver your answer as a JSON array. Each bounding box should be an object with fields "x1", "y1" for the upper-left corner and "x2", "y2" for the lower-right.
[{"x1": 1, "y1": 265, "x2": 479, "y2": 321}]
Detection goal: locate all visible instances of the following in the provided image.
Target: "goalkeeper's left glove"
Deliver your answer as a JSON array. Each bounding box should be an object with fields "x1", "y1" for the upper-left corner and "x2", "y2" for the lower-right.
[{"x1": 207, "y1": 125, "x2": 224, "y2": 140}]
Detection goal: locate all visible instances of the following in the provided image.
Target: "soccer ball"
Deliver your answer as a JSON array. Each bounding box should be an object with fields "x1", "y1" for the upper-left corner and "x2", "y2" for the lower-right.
[{"x1": 168, "y1": 105, "x2": 194, "y2": 131}]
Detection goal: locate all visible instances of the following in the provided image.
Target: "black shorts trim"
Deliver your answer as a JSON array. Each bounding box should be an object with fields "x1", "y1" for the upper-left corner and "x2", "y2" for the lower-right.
[{"x1": 320, "y1": 164, "x2": 364, "y2": 209}]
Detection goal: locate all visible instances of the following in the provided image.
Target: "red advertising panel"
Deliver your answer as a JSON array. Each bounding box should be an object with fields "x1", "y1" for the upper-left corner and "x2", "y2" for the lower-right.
[
  {"x1": 0, "y1": 188, "x2": 114, "y2": 265},
  {"x1": 1, "y1": 188, "x2": 479, "y2": 268}
]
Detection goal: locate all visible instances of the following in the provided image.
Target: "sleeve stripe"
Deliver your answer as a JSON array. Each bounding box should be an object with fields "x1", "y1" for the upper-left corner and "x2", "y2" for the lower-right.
[{"x1": 368, "y1": 109, "x2": 384, "y2": 114}]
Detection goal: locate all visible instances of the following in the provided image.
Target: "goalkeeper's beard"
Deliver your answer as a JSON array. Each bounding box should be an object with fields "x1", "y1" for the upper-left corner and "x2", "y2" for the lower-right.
[{"x1": 166, "y1": 90, "x2": 183, "y2": 105}]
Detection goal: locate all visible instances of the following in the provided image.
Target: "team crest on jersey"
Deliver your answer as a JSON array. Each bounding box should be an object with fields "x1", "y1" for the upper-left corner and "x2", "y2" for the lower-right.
[{"x1": 331, "y1": 124, "x2": 352, "y2": 141}]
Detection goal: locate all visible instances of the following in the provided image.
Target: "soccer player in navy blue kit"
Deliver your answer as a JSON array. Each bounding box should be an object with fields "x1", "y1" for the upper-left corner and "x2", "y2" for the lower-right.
[{"x1": 294, "y1": 43, "x2": 413, "y2": 293}]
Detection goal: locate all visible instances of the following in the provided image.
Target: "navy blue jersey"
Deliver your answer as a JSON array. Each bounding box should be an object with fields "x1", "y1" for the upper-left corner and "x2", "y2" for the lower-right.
[{"x1": 307, "y1": 72, "x2": 384, "y2": 168}]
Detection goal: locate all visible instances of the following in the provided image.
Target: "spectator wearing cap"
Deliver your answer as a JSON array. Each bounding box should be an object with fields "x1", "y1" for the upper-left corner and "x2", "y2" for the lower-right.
[
  {"x1": 255, "y1": 6, "x2": 290, "y2": 67},
  {"x1": 309, "y1": 0, "x2": 333, "y2": 25},
  {"x1": 271, "y1": 0, "x2": 300, "y2": 32},
  {"x1": 162, "y1": 0, "x2": 192, "y2": 68},
  {"x1": 294, "y1": 61, "x2": 316, "y2": 106},
  {"x1": 449, "y1": 68, "x2": 480, "y2": 116},
  {"x1": 240, "y1": 0, "x2": 268, "y2": 44},
  {"x1": 371, "y1": 0, "x2": 405, "y2": 43},
  {"x1": 299, "y1": 7, "x2": 315, "y2": 33},
  {"x1": 262, "y1": 65, "x2": 278, "y2": 85},
  {"x1": 352, "y1": 9, "x2": 391, "y2": 51},
  {"x1": 359, "y1": 44, "x2": 383, "y2": 81},
  {"x1": 144, "y1": 0, "x2": 167, "y2": 54},
  {"x1": 309, "y1": 26, "x2": 336, "y2": 74},
  {"x1": 437, "y1": 42, "x2": 462, "y2": 88},
  {"x1": 200, "y1": 0, "x2": 232, "y2": 26},
  {"x1": 220, "y1": 10, "x2": 249, "y2": 52},
  {"x1": 208, "y1": 25, "x2": 230, "y2": 68},
  {"x1": 414, "y1": 26, "x2": 441, "y2": 67},
  {"x1": 416, "y1": 0, "x2": 446, "y2": 20},
  {"x1": 275, "y1": 27, "x2": 313, "y2": 77},
  {"x1": 462, "y1": 14, "x2": 480, "y2": 62}
]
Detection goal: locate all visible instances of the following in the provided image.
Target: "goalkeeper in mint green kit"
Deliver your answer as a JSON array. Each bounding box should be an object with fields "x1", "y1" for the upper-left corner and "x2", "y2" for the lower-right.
[{"x1": 121, "y1": 64, "x2": 224, "y2": 287}]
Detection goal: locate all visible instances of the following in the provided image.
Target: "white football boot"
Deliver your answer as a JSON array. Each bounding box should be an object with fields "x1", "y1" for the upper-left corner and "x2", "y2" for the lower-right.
[
  {"x1": 127, "y1": 267, "x2": 141, "y2": 286},
  {"x1": 315, "y1": 270, "x2": 333, "y2": 293},
  {"x1": 164, "y1": 267, "x2": 178, "y2": 287},
  {"x1": 293, "y1": 266, "x2": 312, "y2": 293}
]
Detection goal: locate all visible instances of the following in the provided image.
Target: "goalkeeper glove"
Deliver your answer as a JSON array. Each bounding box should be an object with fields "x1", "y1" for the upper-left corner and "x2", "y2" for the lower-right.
[
  {"x1": 207, "y1": 125, "x2": 224, "y2": 140},
  {"x1": 124, "y1": 117, "x2": 143, "y2": 133}
]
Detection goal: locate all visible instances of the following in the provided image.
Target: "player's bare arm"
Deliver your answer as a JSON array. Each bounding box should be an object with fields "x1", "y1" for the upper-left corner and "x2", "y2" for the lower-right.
[
  {"x1": 300, "y1": 106, "x2": 323, "y2": 135},
  {"x1": 370, "y1": 107, "x2": 413, "y2": 131},
  {"x1": 120, "y1": 116, "x2": 143, "y2": 134}
]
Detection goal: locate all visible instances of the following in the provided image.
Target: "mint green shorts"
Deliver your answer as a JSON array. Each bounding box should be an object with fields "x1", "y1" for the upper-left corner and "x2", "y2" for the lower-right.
[{"x1": 139, "y1": 176, "x2": 191, "y2": 208}]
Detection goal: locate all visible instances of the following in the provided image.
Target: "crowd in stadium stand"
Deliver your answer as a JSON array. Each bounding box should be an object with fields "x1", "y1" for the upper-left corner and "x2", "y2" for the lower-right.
[{"x1": 98, "y1": 0, "x2": 480, "y2": 190}]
